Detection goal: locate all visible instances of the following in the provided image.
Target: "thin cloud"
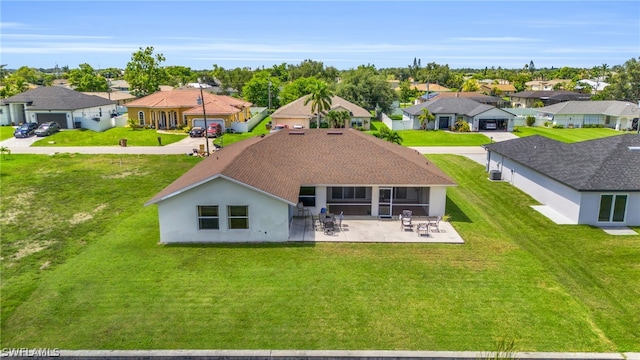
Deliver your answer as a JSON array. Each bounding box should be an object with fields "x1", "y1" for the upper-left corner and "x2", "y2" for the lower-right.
[
  {"x1": 3, "y1": 34, "x2": 113, "y2": 40},
  {"x1": 452, "y1": 37, "x2": 541, "y2": 42}
]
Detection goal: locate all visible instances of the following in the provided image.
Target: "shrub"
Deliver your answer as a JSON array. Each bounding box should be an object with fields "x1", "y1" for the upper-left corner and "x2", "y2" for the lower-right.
[
  {"x1": 552, "y1": 124, "x2": 564, "y2": 129},
  {"x1": 512, "y1": 126, "x2": 520, "y2": 133},
  {"x1": 525, "y1": 116, "x2": 535, "y2": 127},
  {"x1": 184, "y1": 126, "x2": 192, "y2": 133},
  {"x1": 544, "y1": 121, "x2": 552, "y2": 128},
  {"x1": 454, "y1": 118, "x2": 470, "y2": 132}
]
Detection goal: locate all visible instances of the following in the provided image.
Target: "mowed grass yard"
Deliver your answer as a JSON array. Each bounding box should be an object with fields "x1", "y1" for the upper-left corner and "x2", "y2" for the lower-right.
[
  {"x1": 0, "y1": 126, "x2": 17, "y2": 141},
  {"x1": 1, "y1": 154, "x2": 638, "y2": 351},
  {"x1": 514, "y1": 127, "x2": 625, "y2": 143},
  {"x1": 31, "y1": 127, "x2": 188, "y2": 147},
  {"x1": 369, "y1": 121, "x2": 494, "y2": 146}
]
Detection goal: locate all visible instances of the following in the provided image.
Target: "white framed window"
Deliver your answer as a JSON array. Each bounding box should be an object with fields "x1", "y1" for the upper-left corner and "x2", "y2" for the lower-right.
[
  {"x1": 197, "y1": 206, "x2": 219, "y2": 230},
  {"x1": 138, "y1": 111, "x2": 145, "y2": 125},
  {"x1": 598, "y1": 194, "x2": 627, "y2": 222},
  {"x1": 299, "y1": 187, "x2": 316, "y2": 207},
  {"x1": 228, "y1": 205, "x2": 249, "y2": 229},
  {"x1": 331, "y1": 187, "x2": 367, "y2": 200}
]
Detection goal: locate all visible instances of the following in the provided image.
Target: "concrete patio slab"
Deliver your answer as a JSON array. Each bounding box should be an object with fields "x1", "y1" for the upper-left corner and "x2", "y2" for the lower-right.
[
  {"x1": 289, "y1": 216, "x2": 464, "y2": 244},
  {"x1": 531, "y1": 205, "x2": 575, "y2": 225},
  {"x1": 599, "y1": 226, "x2": 638, "y2": 236}
]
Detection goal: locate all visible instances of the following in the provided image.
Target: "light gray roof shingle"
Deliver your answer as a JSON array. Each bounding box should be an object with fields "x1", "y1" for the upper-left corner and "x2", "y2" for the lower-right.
[
  {"x1": 403, "y1": 97, "x2": 501, "y2": 117},
  {"x1": 146, "y1": 129, "x2": 456, "y2": 205},
  {"x1": 1, "y1": 86, "x2": 116, "y2": 110},
  {"x1": 484, "y1": 134, "x2": 640, "y2": 191},
  {"x1": 536, "y1": 100, "x2": 640, "y2": 116}
]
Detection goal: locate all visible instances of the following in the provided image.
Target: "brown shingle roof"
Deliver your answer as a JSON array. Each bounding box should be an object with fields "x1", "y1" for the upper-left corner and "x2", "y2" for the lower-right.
[
  {"x1": 146, "y1": 129, "x2": 456, "y2": 205},
  {"x1": 272, "y1": 95, "x2": 372, "y2": 120}
]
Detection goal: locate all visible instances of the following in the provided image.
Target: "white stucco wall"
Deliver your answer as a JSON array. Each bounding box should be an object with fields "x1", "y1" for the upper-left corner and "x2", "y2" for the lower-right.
[
  {"x1": 428, "y1": 186, "x2": 447, "y2": 216},
  {"x1": 155, "y1": 177, "x2": 291, "y2": 243},
  {"x1": 579, "y1": 192, "x2": 640, "y2": 226},
  {"x1": 488, "y1": 154, "x2": 581, "y2": 223}
]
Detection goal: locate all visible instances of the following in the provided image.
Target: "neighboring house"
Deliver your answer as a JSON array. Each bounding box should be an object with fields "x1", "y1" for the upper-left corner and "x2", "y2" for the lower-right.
[
  {"x1": 0, "y1": 87, "x2": 117, "y2": 131},
  {"x1": 411, "y1": 83, "x2": 451, "y2": 93},
  {"x1": 484, "y1": 135, "x2": 640, "y2": 226},
  {"x1": 271, "y1": 95, "x2": 372, "y2": 130},
  {"x1": 109, "y1": 80, "x2": 130, "y2": 92},
  {"x1": 83, "y1": 91, "x2": 137, "y2": 106},
  {"x1": 535, "y1": 100, "x2": 640, "y2": 130},
  {"x1": 421, "y1": 92, "x2": 506, "y2": 107},
  {"x1": 525, "y1": 79, "x2": 571, "y2": 91},
  {"x1": 403, "y1": 97, "x2": 516, "y2": 131},
  {"x1": 145, "y1": 128, "x2": 456, "y2": 243},
  {"x1": 125, "y1": 90, "x2": 252, "y2": 131},
  {"x1": 478, "y1": 83, "x2": 517, "y2": 96},
  {"x1": 511, "y1": 90, "x2": 590, "y2": 108},
  {"x1": 576, "y1": 79, "x2": 610, "y2": 94}
]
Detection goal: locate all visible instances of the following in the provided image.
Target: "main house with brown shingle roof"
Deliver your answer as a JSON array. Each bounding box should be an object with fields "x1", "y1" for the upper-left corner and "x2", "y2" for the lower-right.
[
  {"x1": 145, "y1": 129, "x2": 456, "y2": 243},
  {"x1": 126, "y1": 89, "x2": 252, "y2": 131},
  {"x1": 271, "y1": 95, "x2": 372, "y2": 130}
]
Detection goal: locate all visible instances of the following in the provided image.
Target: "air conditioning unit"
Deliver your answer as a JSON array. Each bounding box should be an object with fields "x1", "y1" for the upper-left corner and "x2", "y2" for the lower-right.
[{"x1": 490, "y1": 170, "x2": 502, "y2": 180}]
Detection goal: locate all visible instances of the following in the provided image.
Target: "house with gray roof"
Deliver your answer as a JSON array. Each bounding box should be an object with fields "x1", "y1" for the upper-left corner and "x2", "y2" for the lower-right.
[
  {"x1": 271, "y1": 95, "x2": 372, "y2": 130},
  {"x1": 0, "y1": 86, "x2": 117, "y2": 131},
  {"x1": 510, "y1": 90, "x2": 590, "y2": 108},
  {"x1": 483, "y1": 134, "x2": 640, "y2": 226},
  {"x1": 402, "y1": 97, "x2": 515, "y2": 131},
  {"x1": 145, "y1": 129, "x2": 456, "y2": 243},
  {"x1": 535, "y1": 100, "x2": 639, "y2": 131}
]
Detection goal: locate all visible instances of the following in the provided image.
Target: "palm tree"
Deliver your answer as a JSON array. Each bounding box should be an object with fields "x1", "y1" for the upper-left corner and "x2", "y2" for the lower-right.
[
  {"x1": 0, "y1": 146, "x2": 10, "y2": 160},
  {"x1": 325, "y1": 110, "x2": 350, "y2": 129},
  {"x1": 417, "y1": 107, "x2": 434, "y2": 130},
  {"x1": 304, "y1": 81, "x2": 333, "y2": 128}
]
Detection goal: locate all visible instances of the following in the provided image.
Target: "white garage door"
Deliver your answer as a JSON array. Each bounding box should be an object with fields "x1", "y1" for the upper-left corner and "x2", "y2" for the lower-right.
[{"x1": 193, "y1": 118, "x2": 225, "y2": 129}]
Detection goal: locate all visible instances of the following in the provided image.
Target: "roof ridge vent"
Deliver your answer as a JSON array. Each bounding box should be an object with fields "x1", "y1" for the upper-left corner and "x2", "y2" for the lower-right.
[
  {"x1": 327, "y1": 130, "x2": 343, "y2": 135},
  {"x1": 289, "y1": 130, "x2": 305, "y2": 135}
]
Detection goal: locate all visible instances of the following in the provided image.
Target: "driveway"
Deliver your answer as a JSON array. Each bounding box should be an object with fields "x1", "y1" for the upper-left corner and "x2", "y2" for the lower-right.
[{"x1": 0, "y1": 135, "x2": 41, "y2": 148}]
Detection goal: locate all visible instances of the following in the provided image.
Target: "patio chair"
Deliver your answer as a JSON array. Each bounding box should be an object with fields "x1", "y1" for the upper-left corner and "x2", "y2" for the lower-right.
[
  {"x1": 335, "y1": 211, "x2": 344, "y2": 231},
  {"x1": 417, "y1": 223, "x2": 429, "y2": 236},
  {"x1": 312, "y1": 214, "x2": 322, "y2": 231},
  {"x1": 402, "y1": 210, "x2": 412, "y2": 218},
  {"x1": 323, "y1": 221, "x2": 335, "y2": 235},
  {"x1": 430, "y1": 216, "x2": 442, "y2": 233},
  {"x1": 296, "y1": 202, "x2": 310, "y2": 217}
]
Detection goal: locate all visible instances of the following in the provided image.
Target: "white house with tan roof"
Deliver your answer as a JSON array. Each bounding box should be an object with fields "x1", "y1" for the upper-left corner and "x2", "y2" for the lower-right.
[
  {"x1": 125, "y1": 89, "x2": 252, "y2": 131},
  {"x1": 271, "y1": 95, "x2": 372, "y2": 130},
  {"x1": 145, "y1": 129, "x2": 456, "y2": 243}
]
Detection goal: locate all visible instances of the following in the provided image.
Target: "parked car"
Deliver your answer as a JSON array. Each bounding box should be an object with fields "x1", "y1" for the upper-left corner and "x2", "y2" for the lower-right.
[
  {"x1": 270, "y1": 124, "x2": 289, "y2": 133},
  {"x1": 206, "y1": 123, "x2": 222, "y2": 138},
  {"x1": 13, "y1": 122, "x2": 39, "y2": 138},
  {"x1": 189, "y1": 127, "x2": 205, "y2": 137},
  {"x1": 34, "y1": 122, "x2": 61, "y2": 137}
]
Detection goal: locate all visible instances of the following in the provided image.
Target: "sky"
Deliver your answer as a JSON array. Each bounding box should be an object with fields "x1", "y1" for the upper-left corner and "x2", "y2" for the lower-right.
[{"x1": 1, "y1": 0, "x2": 639, "y2": 71}]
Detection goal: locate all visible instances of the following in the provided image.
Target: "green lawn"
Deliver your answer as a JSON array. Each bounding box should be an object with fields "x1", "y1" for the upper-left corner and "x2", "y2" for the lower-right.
[
  {"x1": 0, "y1": 126, "x2": 16, "y2": 141},
  {"x1": 217, "y1": 116, "x2": 271, "y2": 146},
  {"x1": 31, "y1": 127, "x2": 188, "y2": 147},
  {"x1": 1, "y1": 154, "x2": 638, "y2": 351},
  {"x1": 514, "y1": 127, "x2": 624, "y2": 143},
  {"x1": 369, "y1": 121, "x2": 491, "y2": 146}
]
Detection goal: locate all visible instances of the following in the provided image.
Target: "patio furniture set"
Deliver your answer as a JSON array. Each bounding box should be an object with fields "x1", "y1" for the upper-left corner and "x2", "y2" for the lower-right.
[
  {"x1": 400, "y1": 210, "x2": 442, "y2": 237},
  {"x1": 314, "y1": 210, "x2": 343, "y2": 235}
]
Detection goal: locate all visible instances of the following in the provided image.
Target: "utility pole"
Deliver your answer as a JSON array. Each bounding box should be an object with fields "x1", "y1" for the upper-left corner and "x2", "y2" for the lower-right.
[{"x1": 197, "y1": 79, "x2": 210, "y2": 156}]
